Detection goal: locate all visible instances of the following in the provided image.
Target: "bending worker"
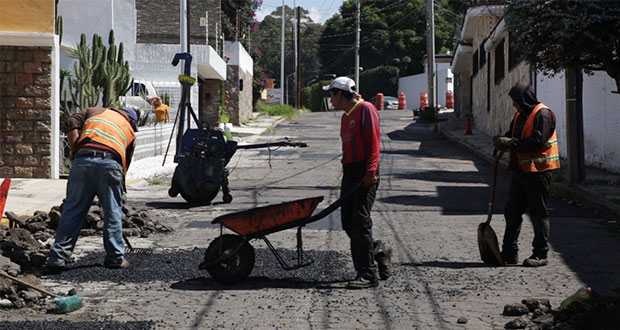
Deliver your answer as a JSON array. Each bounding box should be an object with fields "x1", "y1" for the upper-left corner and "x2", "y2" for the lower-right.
[
  {"x1": 494, "y1": 80, "x2": 560, "y2": 267},
  {"x1": 323, "y1": 77, "x2": 392, "y2": 289},
  {"x1": 47, "y1": 107, "x2": 138, "y2": 272}
]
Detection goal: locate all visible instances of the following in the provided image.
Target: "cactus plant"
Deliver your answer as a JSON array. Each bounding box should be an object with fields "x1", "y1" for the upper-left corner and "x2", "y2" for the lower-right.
[{"x1": 60, "y1": 30, "x2": 133, "y2": 115}]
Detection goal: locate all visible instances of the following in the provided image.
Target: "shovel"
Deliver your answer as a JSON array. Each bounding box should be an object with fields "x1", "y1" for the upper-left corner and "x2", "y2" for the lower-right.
[
  {"x1": 477, "y1": 149, "x2": 505, "y2": 266},
  {"x1": 0, "y1": 272, "x2": 83, "y2": 313}
]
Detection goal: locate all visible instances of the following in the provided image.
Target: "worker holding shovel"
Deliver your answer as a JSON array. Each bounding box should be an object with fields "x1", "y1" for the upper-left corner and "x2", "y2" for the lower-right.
[
  {"x1": 47, "y1": 107, "x2": 138, "y2": 272},
  {"x1": 323, "y1": 77, "x2": 392, "y2": 289},
  {"x1": 493, "y1": 80, "x2": 560, "y2": 267}
]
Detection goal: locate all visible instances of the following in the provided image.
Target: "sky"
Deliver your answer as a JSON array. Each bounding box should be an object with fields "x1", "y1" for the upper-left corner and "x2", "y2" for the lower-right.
[{"x1": 256, "y1": 0, "x2": 345, "y2": 24}]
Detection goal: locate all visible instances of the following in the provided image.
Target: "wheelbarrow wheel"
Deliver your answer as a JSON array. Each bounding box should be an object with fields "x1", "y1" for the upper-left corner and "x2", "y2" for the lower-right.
[{"x1": 204, "y1": 234, "x2": 255, "y2": 284}]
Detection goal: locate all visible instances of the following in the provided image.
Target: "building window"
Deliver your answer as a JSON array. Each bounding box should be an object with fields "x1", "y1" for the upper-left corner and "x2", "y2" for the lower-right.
[
  {"x1": 479, "y1": 43, "x2": 486, "y2": 68},
  {"x1": 508, "y1": 33, "x2": 519, "y2": 70},
  {"x1": 239, "y1": 79, "x2": 244, "y2": 91},
  {"x1": 494, "y1": 39, "x2": 505, "y2": 84},
  {"x1": 473, "y1": 50, "x2": 479, "y2": 76}
]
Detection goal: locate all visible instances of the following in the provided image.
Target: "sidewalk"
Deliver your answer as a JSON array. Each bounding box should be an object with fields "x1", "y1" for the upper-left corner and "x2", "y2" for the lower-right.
[
  {"x1": 438, "y1": 112, "x2": 620, "y2": 220},
  {"x1": 1, "y1": 113, "x2": 285, "y2": 220}
]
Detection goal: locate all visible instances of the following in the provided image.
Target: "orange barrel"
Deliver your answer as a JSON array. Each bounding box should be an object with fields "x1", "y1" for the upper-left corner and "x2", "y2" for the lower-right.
[
  {"x1": 375, "y1": 93, "x2": 384, "y2": 110},
  {"x1": 420, "y1": 91, "x2": 429, "y2": 108},
  {"x1": 446, "y1": 90, "x2": 454, "y2": 109},
  {"x1": 398, "y1": 92, "x2": 407, "y2": 110}
]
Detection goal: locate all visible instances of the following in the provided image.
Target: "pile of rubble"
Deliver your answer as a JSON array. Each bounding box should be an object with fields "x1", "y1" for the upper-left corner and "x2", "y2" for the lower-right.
[
  {"x1": 0, "y1": 201, "x2": 172, "y2": 310},
  {"x1": 0, "y1": 255, "x2": 52, "y2": 310},
  {"x1": 503, "y1": 289, "x2": 620, "y2": 329},
  {"x1": 5, "y1": 201, "x2": 172, "y2": 241}
]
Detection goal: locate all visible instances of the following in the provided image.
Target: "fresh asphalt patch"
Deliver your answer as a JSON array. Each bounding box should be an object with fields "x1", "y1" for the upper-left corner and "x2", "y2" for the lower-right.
[
  {"x1": 0, "y1": 321, "x2": 154, "y2": 330},
  {"x1": 44, "y1": 248, "x2": 352, "y2": 284}
]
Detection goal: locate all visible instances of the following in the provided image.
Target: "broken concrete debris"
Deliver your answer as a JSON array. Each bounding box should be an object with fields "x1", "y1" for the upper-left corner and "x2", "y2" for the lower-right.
[
  {"x1": 0, "y1": 201, "x2": 170, "y2": 311},
  {"x1": 502, "y1": 293, "x2": 620, "y2": 329}
]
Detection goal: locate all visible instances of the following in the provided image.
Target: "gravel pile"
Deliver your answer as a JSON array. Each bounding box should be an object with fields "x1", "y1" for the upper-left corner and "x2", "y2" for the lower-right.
[
  {"x1": 46, "y1": 248, "x2": 351, "y2": 285},
  {"x1": 502, "y1": 290, "x2": 620, "y2": 329}
]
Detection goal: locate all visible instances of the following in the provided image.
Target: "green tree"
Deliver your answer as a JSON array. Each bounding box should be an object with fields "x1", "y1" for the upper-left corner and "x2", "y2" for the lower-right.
[
  {"x1": 221, "y1": 0, "x2": 262, "y2": 50},
  {"x1": 253, "y1": 5, "x2": 324, "y2": 87},
  {"x1": 318, "y1": 0, "x2": 462, "y2": 77},
  {"x1": 505, "y1": 0, "x2": 620, "y2": 93}
]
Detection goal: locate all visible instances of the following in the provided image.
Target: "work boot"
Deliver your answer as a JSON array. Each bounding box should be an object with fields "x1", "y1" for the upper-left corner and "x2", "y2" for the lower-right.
[
  {"x1": 523, "y1": 255, "x2": 548, "y2": 267},
  {"x1": 375, "y1": 245, "x2": 393, "y2": 280},
  {"x1": 104, "y1": 258, "x2": 129, "y2": 269},
  {"x1": 500, "y1": 250, "x2": 518, "y2": 265},
  {"x1": 346, "y1": 274, "x2": 378, "y2": 290}
]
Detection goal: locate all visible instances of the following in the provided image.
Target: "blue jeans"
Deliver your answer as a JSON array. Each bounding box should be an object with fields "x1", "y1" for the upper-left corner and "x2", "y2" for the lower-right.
[{"x1": 48, "y1": 156, "x2": 125, "y2": 267}]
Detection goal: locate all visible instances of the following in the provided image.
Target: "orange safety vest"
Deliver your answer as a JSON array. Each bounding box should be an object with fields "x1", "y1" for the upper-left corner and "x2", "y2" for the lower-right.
[
  {"x1": 511, "y1": 103, "x2": 560, "y2": 172},
  {"x1": 77, "y1": 109, "x2": 136, "y2": 172}
]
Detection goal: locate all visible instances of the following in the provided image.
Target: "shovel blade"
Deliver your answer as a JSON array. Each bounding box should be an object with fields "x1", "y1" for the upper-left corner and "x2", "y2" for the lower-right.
[{"x1": 477, "y1": 222, "x2": 503, "y2": 266}]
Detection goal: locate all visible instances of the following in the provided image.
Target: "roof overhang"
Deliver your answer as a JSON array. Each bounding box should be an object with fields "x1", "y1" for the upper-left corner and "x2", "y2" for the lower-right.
[
  {"x1": 451, "y1": 4, "x2": 506, "y2": 74},
  {"x1": 197, "y1": 45, "x2": 227, "y2": 80},
  {"x1": 484, "y1": 18, "x2": 506, "y2": 52},
  {"x1": 460, "y1": 5, "x2": 506, "y2": 40}
]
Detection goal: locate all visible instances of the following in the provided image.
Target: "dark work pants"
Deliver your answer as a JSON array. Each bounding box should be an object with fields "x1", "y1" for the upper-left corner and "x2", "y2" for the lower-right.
[
  {"x1": 341, "y1": 162, "x2": 379, "y2": 280},
  {"x1": 502, "y1": 170, "x2": 552, "y2": 257}
]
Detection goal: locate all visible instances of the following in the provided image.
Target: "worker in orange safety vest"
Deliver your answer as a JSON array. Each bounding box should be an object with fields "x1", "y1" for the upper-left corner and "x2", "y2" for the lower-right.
[
  {"x1": 493, "y1": 80, "x2": 560, "y2": 268},
  {"x1": 47, "y1": 107, "x2": 138, "y2": 273}
]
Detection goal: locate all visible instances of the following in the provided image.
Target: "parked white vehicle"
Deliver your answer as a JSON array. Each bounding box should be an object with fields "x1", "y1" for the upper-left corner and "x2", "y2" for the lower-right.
[{"x1": 120, "y1": 79, "x2": 158, "y2": 114}]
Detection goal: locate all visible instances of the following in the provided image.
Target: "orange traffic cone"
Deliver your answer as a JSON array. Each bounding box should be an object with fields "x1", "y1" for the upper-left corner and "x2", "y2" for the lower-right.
[
  {"x1": 465, "y1": 115, "x2": 473, "y2": 135},
  {"x1": 0, "y1": 178, "x2": 11, "y2": 221}
]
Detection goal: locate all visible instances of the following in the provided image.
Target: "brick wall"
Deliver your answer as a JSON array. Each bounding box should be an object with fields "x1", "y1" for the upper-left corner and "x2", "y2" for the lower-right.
[
  {"x1": 136, "y1": 0, "x2": 221, "y2": 47},
  {"x1": 0, "y1": 46, "x2": 52, "y2": 178}
]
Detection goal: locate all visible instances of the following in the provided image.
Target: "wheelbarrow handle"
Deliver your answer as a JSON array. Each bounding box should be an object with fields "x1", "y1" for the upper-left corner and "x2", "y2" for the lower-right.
[{"x1": 306, "y1": 185, "x2": 362, "y2": 223}]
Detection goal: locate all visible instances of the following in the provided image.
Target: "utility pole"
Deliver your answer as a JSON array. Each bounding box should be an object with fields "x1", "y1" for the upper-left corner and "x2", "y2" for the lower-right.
[
  {"x1": 296, "y1": 6, "x2": 301, "y2": 109},
  {"x1": 293, "y1": 2, "x2": 297, "y2": 107},
  {"x1": 280, "y1": 1, "x2": 285, "y2": 107},
  {"x1": 354, "y1": 0, "x2": 360, "y2": 91},
  {"x1": 425, "y1": 0, "x2": 436, "y2": 109},
  {"x1": 177, "y1": 0, "x2": 189, "y2": 152},
  {"x1": 565, "y1": 68, "x2": 585, "y2": 183}
]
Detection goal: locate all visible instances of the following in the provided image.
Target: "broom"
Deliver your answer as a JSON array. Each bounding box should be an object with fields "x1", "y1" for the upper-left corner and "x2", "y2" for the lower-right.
[{"x1": 0, "y1": 272, "x2": 83, "y2": 313}]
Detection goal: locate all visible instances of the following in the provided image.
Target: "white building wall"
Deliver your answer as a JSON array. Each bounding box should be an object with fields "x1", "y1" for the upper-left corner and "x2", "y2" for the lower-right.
[
  {"x1": 537, "y1": 71, "x2": 620, "y2": 173},
  {"x1": 59, "y1": 0, "x2": 137, "y2": 65},
  {"x1": 398, "y1": 62, "x2": 452, "y2": 108}
]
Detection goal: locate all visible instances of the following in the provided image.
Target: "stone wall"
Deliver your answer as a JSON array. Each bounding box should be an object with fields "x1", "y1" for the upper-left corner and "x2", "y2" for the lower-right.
[
  {"x1": 221, "y1": 65, "x2": 252, "y2": 125},
  {"x1": 0, "y1": 46, "x2": 52, "y2": 178},
  {"x1": 199, "y1": 79, "x2": 221, "y2": 126},
  {"x1": 136, "y1": 0, "x2": 221, "y2": 47}
]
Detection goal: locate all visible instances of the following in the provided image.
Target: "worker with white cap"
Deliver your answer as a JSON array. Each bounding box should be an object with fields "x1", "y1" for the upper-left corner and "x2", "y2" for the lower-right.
[{"x1": 323, "y1": 77, "x2": 392, "y2": 289}]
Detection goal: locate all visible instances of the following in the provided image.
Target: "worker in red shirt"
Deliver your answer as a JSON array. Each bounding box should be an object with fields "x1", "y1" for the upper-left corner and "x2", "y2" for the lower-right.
[{"x1": 323, "y1": 77, "x2": 392, "y2": 289}]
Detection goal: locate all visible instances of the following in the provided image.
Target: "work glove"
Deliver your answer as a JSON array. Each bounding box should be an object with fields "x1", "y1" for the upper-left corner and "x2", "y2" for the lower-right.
[
  {"x1": 493, "y1": 136, "x2": 514, "y2": 149},
  {"x1": 360, "y1": 172, "x2": 378, "y2": 190}
]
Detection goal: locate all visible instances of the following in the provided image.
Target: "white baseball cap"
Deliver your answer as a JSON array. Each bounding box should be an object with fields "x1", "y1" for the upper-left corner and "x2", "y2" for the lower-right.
[{"x1": 322, "y1": 76, "x2": 356, "y2": 93}]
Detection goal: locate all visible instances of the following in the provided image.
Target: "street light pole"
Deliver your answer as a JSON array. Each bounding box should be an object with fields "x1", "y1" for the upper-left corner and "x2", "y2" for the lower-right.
[{"x1": 280, "y1": 1, "x2": 285, "y2": 107}]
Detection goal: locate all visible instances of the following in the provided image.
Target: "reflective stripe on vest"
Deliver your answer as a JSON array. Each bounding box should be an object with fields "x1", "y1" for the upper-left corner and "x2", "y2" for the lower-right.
[
  {"x1": 512, "y1": 103, "x2": 560, "y2": 172},
  {"x1": 77, "y1": 109, "x2": 135, "y2": 172}
]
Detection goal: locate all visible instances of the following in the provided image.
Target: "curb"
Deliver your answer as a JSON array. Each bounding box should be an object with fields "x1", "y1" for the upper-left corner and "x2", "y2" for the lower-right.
[
  {"x1": 440, "y1": 129, "x2": 620, "y2": 220},
  {"x1": 550, "y1": 182, "x2": 620, "y2": 219}
]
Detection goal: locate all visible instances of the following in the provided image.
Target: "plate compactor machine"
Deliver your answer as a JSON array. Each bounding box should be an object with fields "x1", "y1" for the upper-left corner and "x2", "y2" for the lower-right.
[{"x1": 166, "y1": 53, "x2": 306, "y2": 205}]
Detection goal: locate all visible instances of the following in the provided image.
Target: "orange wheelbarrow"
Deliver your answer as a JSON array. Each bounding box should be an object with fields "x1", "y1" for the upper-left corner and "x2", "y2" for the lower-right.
[{"x1": 198, "y1": 187, "x2": 359, "y2": 284}]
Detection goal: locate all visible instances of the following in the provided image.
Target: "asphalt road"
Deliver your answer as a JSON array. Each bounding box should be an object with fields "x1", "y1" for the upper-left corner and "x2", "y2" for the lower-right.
[{"x1": 4, "y1": 110, "x2": 619, "y2": 329}]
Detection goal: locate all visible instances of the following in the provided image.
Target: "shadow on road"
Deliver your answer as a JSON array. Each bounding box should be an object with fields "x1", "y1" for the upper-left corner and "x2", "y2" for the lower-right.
[
  {"x1": 170, "y1": 277, "x2": 350, "y2": 291},
  {"x1": 401, "y1": 261, "x2": 494, "y2": 269}
]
